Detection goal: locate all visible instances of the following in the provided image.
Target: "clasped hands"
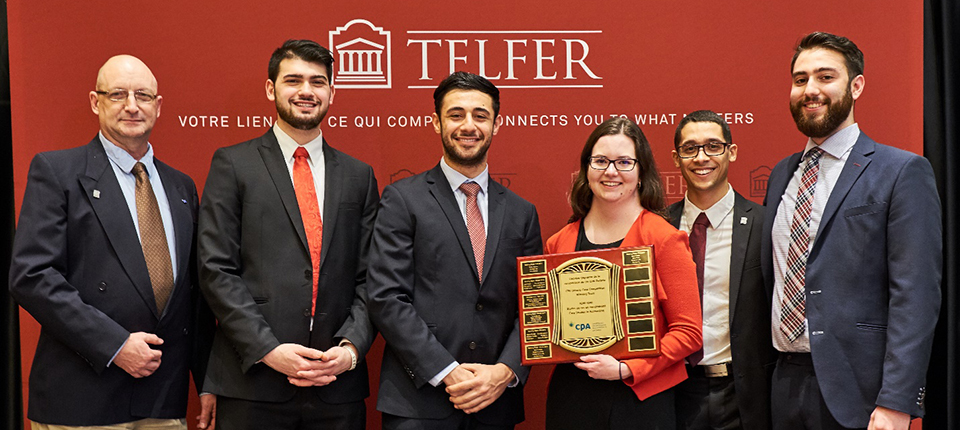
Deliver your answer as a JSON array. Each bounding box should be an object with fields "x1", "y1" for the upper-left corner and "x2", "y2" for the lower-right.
[
  {"x1": 262, "y1": 342, "x2": 356, "y2": 387},
  {"x1": 443, "y1": 363, "x2": 515, "y2": 414}
]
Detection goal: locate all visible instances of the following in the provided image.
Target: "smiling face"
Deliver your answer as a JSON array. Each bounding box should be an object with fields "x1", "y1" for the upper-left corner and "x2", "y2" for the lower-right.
[
  {"x1": 672, "y1": 121, "x2": 736, "y2": 206},
  {"x1": 588, "y1": 133, "x2": 640, "y2": 205},
  {"x1": 89, "y1": 55, "x2": 162, "y2": 155},
  {"x1": 267, "y1": 57, "x2": 335, "y2": 134},
  {"x1": 433, "y1": 89, "x2": 499, "y2": 177},
  {"x1": 789, "y1": 48, "x2": 863, "y2": 143}
]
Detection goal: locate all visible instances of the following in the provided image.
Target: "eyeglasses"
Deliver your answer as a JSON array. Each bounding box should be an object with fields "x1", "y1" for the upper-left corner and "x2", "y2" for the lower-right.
[
  {"x1": 589, "y1": 156, "x2": 639, "y2": 172},
  {"x1": 95, "y1": 89, "x2": 158, "y2": 104},
  {"x1": 676, "y1": 141, "x2": 729, "y2": 159}
]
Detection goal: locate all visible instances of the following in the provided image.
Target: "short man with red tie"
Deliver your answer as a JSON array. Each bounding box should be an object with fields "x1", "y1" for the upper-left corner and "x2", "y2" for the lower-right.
[
  {"x1": 761, "y1": 32, "x2": 941, "y2": 430},
  {"x1": 668, "y1": 110, "x2": 776, "y2": 430},
  {"x1": 198, "y1": 39, "x2": 379, "y2": 430}
]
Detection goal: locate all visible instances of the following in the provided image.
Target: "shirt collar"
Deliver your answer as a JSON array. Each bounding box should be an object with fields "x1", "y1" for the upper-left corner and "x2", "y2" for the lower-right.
[
  {"x1": 682, "y1": 184, "x2": 734, "y2": 229},
  {"x1": 99, "y1": 131, "x2": 156, "y2": 175},
  {"x1": 804, "y1": 123, "x2": 860, "y2": 160},
  {"x1": 273, "y1": 124, "x2": 325, "y2": 162},
  {"x1": 439, "y1": 156, "x2": 489, "y2": 194}
]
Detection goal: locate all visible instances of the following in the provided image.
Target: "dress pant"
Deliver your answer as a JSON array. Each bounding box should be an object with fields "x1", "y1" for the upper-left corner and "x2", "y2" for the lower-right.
[
  {"x1": 382, "y1": 412, "x2": 513, "y2": 430},
  {"x1": 675, "y1": 364, "x2": 741, "y2": 430},
  {"x1": 217, "y1": 388, "x2": 365, "y2": 430},
  {"x1": 771, "y1": 353, "x2": 860, "y2": 430}
]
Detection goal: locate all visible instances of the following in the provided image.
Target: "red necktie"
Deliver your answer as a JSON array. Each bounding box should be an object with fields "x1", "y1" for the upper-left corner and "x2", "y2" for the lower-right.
[
  {"x1": 781, "y1": 147, "x2": 824, "y2": 342},
  {"x1": 687, "y1": 211, "x2": 709, "y2": 365},
  {"x1": 459, "y1": 182, "x2": 485, "y2": 282},
  {"x1": 293, "y1": 147, "x2": 322, "y2": 318}
]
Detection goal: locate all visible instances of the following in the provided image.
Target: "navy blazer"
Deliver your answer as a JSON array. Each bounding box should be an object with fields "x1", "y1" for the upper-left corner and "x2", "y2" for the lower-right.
[
  {"x1": 198, "y1": 131, "x2": 378, "y2": 404},
  {"x1": 760, "y1": 133, "x2": 941, "y2": 427},
  {"x1": 669, "y1": 191, "x2": 775, "y2": 429},
  {"x1": 9, "y1": 138, "x2": 213, "y2": 425},
  {"x1": 367, "y1": 164, "x2": 542, "y2": 426}
]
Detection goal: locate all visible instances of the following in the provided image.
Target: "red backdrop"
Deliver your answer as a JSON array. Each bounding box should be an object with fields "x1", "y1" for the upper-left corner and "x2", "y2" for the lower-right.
[{"x1": 8, "y1": 1, "x2": 923, "y2": 428}]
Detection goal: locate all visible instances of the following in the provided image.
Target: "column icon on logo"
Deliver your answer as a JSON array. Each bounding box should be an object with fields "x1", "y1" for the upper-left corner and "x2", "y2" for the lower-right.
[
  {"x1": 329, "y1": 19, "x2": 391, "y2": 89},
  {"x1": 750, "y1": 166, "x2": 771, "y2": 198}
]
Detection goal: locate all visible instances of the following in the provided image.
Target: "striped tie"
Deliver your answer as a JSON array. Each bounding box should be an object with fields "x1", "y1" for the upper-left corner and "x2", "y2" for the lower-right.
[
  {"x1": 460, "y1": 182, "x2": 485, "y2": 282},
  {"x1": 780, "y1": 147, "x2": 824, "y2": 342}
]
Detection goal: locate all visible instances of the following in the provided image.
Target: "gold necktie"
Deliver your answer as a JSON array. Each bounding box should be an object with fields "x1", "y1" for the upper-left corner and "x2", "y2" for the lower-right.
[{"x1": 132, "y1": 162, "x2": 174, "y2": 313}]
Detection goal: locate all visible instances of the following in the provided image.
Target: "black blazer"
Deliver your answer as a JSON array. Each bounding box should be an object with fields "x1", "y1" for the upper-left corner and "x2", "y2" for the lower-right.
[
  {"x1": 761, "y1": 134, "x2": 941, "y2": 426},
  {"x1": 669, "y1": 191, "x2": 775, "y2": 429},
  {"x1": 198, "y1": 130, "x2": 378, "y2": 404},
  {"x1": 367, "y1": 164, "x2": 542, "y2": 426},
  {"x1": 9, "y1": 137, "x2": 213, "y2": 426}
]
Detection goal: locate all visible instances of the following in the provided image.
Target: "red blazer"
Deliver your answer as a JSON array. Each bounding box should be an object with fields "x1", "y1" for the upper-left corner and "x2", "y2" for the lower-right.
[{"x1": 545, "y1": 210, "x2": 702, "y2": 400}]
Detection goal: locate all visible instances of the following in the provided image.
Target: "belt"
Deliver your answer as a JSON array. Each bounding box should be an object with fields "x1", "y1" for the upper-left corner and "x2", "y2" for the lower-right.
[{"x1": 687, "y1": 361, "x2": 733, "y2": 378}]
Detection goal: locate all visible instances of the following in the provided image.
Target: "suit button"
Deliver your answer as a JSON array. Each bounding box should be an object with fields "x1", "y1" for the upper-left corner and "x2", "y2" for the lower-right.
[
  {"x1": 98, "y1": 281, "x2": 107, "y2": 292},
  {"x1": 304, "y1": 269, "x2": 311, "y2": 280},
  {"x1": 303, "y1": 309, "x2": 311, "y2": 317},
  {"x1": 476, "y1": 303, "x2": 483, "y2": 311},
  {"x1": 469, "y1": 341, "x2": 477, "y2": 350}
]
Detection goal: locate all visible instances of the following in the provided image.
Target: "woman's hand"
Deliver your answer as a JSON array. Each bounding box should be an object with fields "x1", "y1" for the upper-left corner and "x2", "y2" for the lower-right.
[{"x1": 574, "y1": 354, "x2": 632, "y2": 380}]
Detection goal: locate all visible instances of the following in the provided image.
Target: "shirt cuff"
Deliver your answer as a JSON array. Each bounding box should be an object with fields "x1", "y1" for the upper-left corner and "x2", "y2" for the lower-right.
[
  {"x1": 429, "y1": 361, "x2": 460, "y2": 387},
  {"x1": 107, "y1": 337, "x2": 128, "y2": 367}
]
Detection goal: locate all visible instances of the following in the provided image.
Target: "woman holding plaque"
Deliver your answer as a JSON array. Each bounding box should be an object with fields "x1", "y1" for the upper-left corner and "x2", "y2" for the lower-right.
[{"x1": 544, "y1": 117, "x2": 702, "y2": 429}]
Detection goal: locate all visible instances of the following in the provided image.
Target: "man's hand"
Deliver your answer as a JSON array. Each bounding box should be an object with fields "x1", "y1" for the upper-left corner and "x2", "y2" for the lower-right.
[
  {"x1": 197, "y1": 393, "x2": 216, "y2": 429},
  {"x1": 287, "y1": 344, "x2": 356, "y2": 387},
  {"x1": 441, "y1": 364, "x2": 476, "y2": 390},
  {"x1": 261, "y1": 343, "x2": 325, "y2": 381},
  {"x1": 868, "y1": 406, "x2": 911, "y2": 430},
  {"x1": 574, "y1": 354, "x2": 628, "y2": 381},
  {"x1": 113, "y1": 332, "x2": 163, "y2": 378},
  {"x1": 445, "y1": 363, "x2": 514, "y2": 414}
]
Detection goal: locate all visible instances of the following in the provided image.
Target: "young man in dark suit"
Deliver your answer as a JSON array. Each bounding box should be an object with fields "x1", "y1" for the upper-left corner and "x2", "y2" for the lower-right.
[
  {"x1": 9, "y1": 55, "x2": 215, "y2": 430},
  {"x1": 367, "y1": 72, "x2": 543, "y2": 430},
  {"x1": 762, "y1": 32, "x2": 941, "y2": 430},
  {"x1": 198, "y1": 39, "x2": 379, "y2": 430},
  {"x1": 669, "y1": 110, "x2": 775, "y2": 430}
]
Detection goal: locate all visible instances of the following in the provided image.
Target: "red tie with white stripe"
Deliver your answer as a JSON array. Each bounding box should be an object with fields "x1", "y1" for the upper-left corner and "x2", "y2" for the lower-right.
[{"x1": 459, "y1": 182, "x2": 485, "y2": 282}]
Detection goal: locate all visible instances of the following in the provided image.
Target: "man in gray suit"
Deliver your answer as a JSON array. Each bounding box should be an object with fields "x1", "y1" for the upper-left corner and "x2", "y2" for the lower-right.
[
  {"x1": 669, "y1": 110, "x2": 775, "y2": 430},
  {"x1": 198, "y1": 39, "x2": 379, "y2": 430}
]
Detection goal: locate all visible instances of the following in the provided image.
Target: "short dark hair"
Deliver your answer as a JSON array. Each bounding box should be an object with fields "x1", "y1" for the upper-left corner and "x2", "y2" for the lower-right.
[
  {"x1": 433, "y1": 72, "x2": 500, "y2": 118},
  {"x1": 791, "y1": 31, "x2": 864, "y2": 81},
  {"x1": 268, "y1": 39, "x2": 334, "y2": 82},
  {"x1": 568, "y1": 117, "x2": 667, "y2": 222},
  {"x1": 674, "y1": 110, "x2": 732, "y2": 149}
]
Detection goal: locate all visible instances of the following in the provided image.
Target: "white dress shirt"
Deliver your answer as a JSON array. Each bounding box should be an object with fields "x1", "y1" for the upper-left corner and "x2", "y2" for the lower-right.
[
  {"x1": 771, "y1": 123, "x2": 860, "y2": 352},
  {"x1": 680, "y1": 185, "x2": 734, "y2": 365},
  {"x1": 273, "y1": 124, "x2": 326, "y2": 216}
]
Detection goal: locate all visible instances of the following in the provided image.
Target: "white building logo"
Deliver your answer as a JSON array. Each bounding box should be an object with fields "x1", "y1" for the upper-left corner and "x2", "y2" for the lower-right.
[{"x1": 329, "y1": 19, "x2": 392, "y2": 89}]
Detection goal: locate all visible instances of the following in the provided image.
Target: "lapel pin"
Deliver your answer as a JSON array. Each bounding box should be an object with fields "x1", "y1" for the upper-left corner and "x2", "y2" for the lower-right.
[
  {"x1": 740, "y1": 217, "x2": 748, "y2": 225},
  {"x1": 93, "y1": 189, "x2": 101, "y2": 199},
  {"x1": 181, "y1": 198, "x2": 188, "y2": 204}
]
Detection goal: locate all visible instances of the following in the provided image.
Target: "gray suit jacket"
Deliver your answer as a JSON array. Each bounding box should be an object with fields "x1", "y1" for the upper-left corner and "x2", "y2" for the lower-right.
[
  {"x1": 198, "y1": 130, "x2": 378, "y2": 404},
  {"x1": 367, "y1": 164, "x2": 542, "y2": 425},
  {"x1": 761, "y1": 133, "x2": 941, "y2": 427},
  {"x1": 9, "y1": 137, "x2": 213, "y2": 425},
  {"x1": 669, "y1": 191, "x2": 775, "y2": 429}
]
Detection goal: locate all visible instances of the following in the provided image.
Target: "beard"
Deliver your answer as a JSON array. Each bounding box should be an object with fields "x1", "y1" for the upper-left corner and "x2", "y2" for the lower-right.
[
  {"x1": 791, "y1": 85, "x2": 854, "y2": 139},
  {"x1": 276, "y1": 97, "x2": 326, "y2": 131},
  {"x1": 441, "y1": 133, "x2": 491, "y2": 168}
]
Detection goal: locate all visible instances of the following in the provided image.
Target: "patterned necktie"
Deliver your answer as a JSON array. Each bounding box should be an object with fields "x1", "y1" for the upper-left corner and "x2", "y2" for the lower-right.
[
  {"x1": 780, "y1": 147, "x2": 824, "y2": 342},
  {"x1": 293, "y1": 147, "x2": 322, "y2": 319},
  {"x1": 459, "y1": 182, "x2": 486, "y2": 282},
  {"x1": 687, "y1": 212, "x2": 710, "y2": 365},
  {"x1": 132, "y1": 162, "x2": 174, "y2": 313}
]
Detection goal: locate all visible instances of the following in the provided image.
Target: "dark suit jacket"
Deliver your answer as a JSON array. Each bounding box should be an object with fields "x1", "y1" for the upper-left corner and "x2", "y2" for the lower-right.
[
  {"x1": 8, "y1": 137, "x2": 213, "y2": 426},
  {"x1": 198, "y1": 130, "x2": 378, "y2": 404},
  {"x1": 669, "y1": 191, "x2": 775, "y2": 429},
  {"x1": 367, "y1": 164, "x2": 542, "y2": 425},
  {"x1": 761, "y1": 133, "x2": 941, "y2": 427}
]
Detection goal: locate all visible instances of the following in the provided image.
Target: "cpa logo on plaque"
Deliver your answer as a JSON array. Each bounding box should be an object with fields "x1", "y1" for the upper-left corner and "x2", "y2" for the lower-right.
[{"x1": 329, "y1": 19, "x2": 392, "y2": 88}]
